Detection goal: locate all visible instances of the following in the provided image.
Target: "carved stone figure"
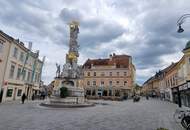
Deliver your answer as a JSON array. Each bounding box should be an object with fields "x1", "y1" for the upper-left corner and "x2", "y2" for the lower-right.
[
  {"x1": 54, "y1": 21, "x2": 82, "y2": 80},
  {"x1": 56, "y1": 63, "x2": 61, "y2": 77}
]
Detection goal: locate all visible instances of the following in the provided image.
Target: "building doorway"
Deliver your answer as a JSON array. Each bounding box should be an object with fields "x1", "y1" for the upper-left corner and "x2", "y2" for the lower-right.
[
  {"x1": 0, "y1": 89, "x2": 3, "y2": 103},
  {"x1": 98, "y1": 89, "x2": 102, "y2": 96}
]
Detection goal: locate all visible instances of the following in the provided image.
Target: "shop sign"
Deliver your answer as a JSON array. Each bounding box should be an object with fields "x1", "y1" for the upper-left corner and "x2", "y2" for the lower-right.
[
  {"x1": 179, "y1": 83, "x2": 188, "y2": 91},
  {"x1": 188, "y1": 82, "x2": 190, "y2": 88}
]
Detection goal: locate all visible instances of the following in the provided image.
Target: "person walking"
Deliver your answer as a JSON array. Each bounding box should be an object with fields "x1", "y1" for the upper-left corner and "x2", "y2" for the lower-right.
[
  {"x1": 146, "y1": 94, "x2": 149, "y2": 100},
  {"x1": 21, "y1": 93, "x2": 26, "y2": 104}
]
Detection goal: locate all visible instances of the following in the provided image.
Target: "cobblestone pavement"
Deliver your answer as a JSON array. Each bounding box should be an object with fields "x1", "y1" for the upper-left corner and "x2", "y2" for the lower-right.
[{"x1": 0, "y1": 98, "x2": 185, "y2": 130}]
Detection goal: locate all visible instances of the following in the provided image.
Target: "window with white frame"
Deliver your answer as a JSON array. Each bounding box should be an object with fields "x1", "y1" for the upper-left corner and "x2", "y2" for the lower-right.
[
  {"x1": 87, "y1": 81, "x2": 90, "y2": 86},
  {"x1": 22, "y1": 69, "x2": 26, "y2": 81},
  {"x1": 101, "y1": 81, "x2": 104, "y2": 86},
  {"x1": 9, "y1": 64, "x2": 15, "y2": 79},
  {"x1": 124, "y1": 81, "x2": 127, "y2": 86},
  {"x1": 87, "y1": 72, "x2": 90, "y2": 76},
  {"x1": 16, "y1": 67, "x2": 22, "y2": 79},
  {"x1": 6, "y1": 88, "x2": 13, "y2": 97},
  {"x1": 13, "y1": 47, "x2": 18, "y2": 58},
  {"x1": 116, "y1": 81, "x2": 119, "y2": 85},
  {"x1": 93, "y1": 81, "x2": 96, "y2": 86},
  {"x1": 17, "y1": 89, "x2": 22, "y2": 96},
  {"x1": 109, "y1": 81, "x2": 112, "y2": 86},
  {"x1": 93, "y1": 72, "x2": 96, "y2": 76},
  {"x1": 19, "y1": 52, "x2": 24, "y2": 62}
]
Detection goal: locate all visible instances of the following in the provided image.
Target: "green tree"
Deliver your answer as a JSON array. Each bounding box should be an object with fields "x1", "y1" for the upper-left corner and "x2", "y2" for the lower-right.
[{"x1": 60, "y1": 87, "x2": 69, "y2": 98}]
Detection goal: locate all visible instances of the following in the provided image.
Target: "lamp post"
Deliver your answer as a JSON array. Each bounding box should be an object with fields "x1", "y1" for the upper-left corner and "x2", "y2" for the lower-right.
[
  {"x1": 177, "y1": 14, "x2": 190, "y2": 33},
  {"x1": 176, "y1": 14, "x2": 190, "y2": 107}
]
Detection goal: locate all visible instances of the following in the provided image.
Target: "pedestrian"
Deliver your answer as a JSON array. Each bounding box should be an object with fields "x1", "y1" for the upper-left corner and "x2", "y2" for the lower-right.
[
  {"x1": 21, "y1": 93, "x2": 26, "y2": 104},
  {"x1": 32, "y1": 93, "x2": 35, "y2": 101},
  {"x1": 146, "y1": 94, "x2": 149, "y2": 100}
]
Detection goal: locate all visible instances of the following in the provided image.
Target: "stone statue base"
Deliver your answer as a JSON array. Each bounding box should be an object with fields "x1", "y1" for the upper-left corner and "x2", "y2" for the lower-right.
[{"x1": 40, "y1": 77, "x2": 95, "y2": 108}]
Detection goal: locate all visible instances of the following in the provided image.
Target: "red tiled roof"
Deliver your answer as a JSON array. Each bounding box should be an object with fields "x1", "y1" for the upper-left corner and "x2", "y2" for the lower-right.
[{"x1": 83, "y1": 54, "x2": 131, "y2": 69}]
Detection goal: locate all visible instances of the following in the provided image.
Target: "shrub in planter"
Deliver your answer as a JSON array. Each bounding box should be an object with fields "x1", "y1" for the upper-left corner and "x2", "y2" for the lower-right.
[{"x1": 60, "y1": 87, "x2": 69, "y2": 98}]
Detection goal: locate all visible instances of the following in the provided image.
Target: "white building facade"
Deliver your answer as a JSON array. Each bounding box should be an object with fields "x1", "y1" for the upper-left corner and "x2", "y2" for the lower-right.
[{"x1": 0, "y1": 31, "x2": 44, "y2": 102}]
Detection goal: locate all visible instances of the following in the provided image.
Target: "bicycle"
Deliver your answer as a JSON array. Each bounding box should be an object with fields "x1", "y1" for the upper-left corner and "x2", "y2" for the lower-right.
[{"x1": 173, "y1": 108, "x2": 190, "y2": 130}]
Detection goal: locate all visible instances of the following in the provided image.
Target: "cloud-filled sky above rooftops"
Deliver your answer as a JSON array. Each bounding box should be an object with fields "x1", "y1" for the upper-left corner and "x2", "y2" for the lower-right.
[{"x1": 0, "y1": 0, "x2": 190, "y2": 85}]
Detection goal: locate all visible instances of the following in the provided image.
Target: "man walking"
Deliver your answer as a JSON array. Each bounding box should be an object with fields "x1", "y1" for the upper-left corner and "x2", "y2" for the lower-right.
[{"x1": 21, "y1": 93, "x2": 26, "y2": 104}]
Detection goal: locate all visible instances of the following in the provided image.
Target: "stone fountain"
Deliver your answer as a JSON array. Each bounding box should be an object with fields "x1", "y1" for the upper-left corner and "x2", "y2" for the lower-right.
[{"x1": 41, "y1": 21, "x2": 94, "y2": 108}]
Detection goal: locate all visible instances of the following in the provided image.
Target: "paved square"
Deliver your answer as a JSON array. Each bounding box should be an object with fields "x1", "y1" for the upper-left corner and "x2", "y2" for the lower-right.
[{"x1": 0, "y1": 98, "x2": 184, "y2": 130}]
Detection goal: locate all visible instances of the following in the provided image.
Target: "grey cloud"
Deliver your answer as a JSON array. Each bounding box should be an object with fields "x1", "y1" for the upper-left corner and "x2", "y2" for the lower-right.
[
  {"x1": 59, "y1": 8, "x2": 82, "y2": 23},
  {"x1": 1, "y1": 0, "x2": 190, "y2": 85},
  {"x1": 59, "y1": 8, "x2": 126, "y2": 49}
]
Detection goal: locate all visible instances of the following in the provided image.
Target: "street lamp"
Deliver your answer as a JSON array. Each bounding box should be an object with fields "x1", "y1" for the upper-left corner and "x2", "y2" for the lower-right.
[
  {"x1": 177, "y1": 25, "x2": 184, "y2": 33},
  {"x1": 177, "y1": 14, "x2": 190, "y2": 33}
]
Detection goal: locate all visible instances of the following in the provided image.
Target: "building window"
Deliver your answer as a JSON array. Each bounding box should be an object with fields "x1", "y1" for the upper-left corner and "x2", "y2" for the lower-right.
[
  {"x1": 109, "y1": 72, "x2": 112, "y2": 76},
  {"x1": 17, "y1": 89, "x2": 22, "y2": 96},
  {"x1": 101, "y1": 81, "x2": 104, "y2": 86},
  {"x1": 124, "y1": 72, "x2": 127, "y2": 76},
  {"x1": 0, "y1": 41, "x2": 4, "y2": 53},
  {"x1": 9, "y1": 65, "x2": 15, "y2": 79},
  {"x1": 109, "y1": 81, "x2": 112, "y2": 86},
  {"x1": 93, "y1": 72, "x2": 96, "y2": 76},
  {"x1": 17, "y1": 67, "x2": 22, "y2": 79},
  {"x1": 116, "y1": 81, "x2": 119, "y2": 85},
  {"x1": 115, "y1": 90, "x2": 120, "y2": 96},
  {"x1": 19, "y1": 52, "x2": 24, "y2": 62},
  {"x1": 117, "y1": 72, "x2": 120, "y2": 76},
  {"x1": 6, "y1": 89, "x2": 13, "y2": 97},
  {"x1": 13, "y1": 47, "x2": 18, "y2": 58},
  {"x1": 124, "y1": 81, "x2": 127, "y2": 86},
  {"x1": 87, "y1": 81, "x2": 90, "y2": 86},
  {"x1": 22, "y1": 69, "x2": 26, "y2": 81},
  {"x1": 101, "y1": 72, "x2": 105, "y2": 76},
  {"x1": 27, "y1": 71, "x2": 31, "y2": 82},
  {"x1": 87, "y1": 72, "x2": 90, "y2": 76},
  {"x1": 93, "y1": 81, "x2": 96, "y2": 86}
]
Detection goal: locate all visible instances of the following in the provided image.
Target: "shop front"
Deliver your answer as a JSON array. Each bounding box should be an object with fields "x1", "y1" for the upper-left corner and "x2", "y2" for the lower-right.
[{"x1": 172, "y1": 81, "x2": 190, "y2": 107}]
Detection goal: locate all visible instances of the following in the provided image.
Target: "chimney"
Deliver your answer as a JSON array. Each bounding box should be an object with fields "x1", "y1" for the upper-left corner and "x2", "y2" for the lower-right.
[
  {"x1": 20, "y1": 42, "x2": 24, "y2": 46},
  {"x1": 16, "y1": 39, "x2": 19, "y2": 43},
  {"x1": 28, "y1": 42, "x2": 32, "y2": 50}
]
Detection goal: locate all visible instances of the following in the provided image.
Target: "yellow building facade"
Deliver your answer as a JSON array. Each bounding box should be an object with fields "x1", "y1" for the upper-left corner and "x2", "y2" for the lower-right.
[{"x1": 82, "y1": 54, "x2": 136, "y2": 100}]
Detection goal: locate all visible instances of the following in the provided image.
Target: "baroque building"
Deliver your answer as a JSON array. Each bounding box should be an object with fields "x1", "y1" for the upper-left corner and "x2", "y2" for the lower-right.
[
  {"x1": 0, "y1": 30, "x2": 44, "y2": 102},
  {"x1": 143, "y1": 41, "x2": 190, "y2": 107},
  {"x1": 82, "y1": 53, "x2": 136, "y2": 100}
]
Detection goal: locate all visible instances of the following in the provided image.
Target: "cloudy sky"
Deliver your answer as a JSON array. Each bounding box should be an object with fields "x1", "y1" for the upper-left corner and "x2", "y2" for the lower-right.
[{"x1": 0, "y1": 0, "x2": 190, "y2": 85}]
